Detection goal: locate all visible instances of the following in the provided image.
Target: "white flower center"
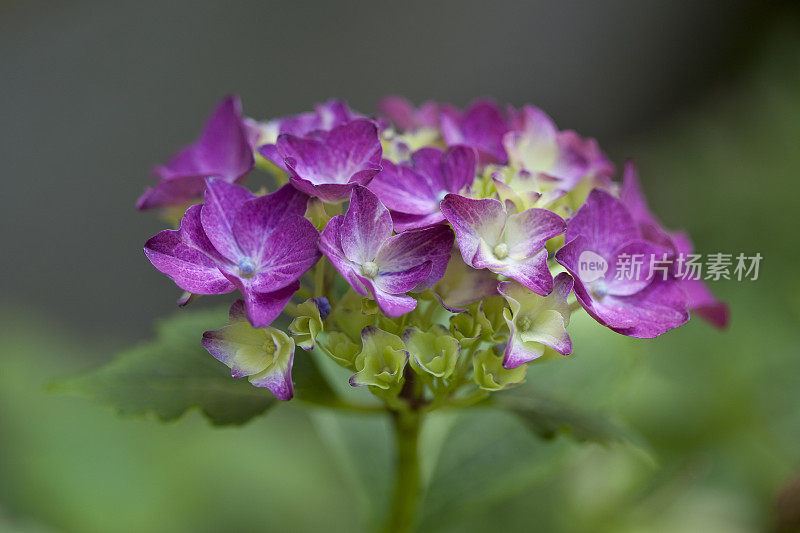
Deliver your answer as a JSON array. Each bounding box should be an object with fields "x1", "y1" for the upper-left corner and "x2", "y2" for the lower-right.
[
  {"x1": 360, "y1": 261, "x2": 379, "y2": 279},
  {"x1": 493, "y1": 242, "x2": 509, "y2": 260},
  {"x1": 237, "y1": 257, "x2": 257, "y2": 278},
  {"x1": 518, "y1": 315, "x2": 532, "y2": 332}
]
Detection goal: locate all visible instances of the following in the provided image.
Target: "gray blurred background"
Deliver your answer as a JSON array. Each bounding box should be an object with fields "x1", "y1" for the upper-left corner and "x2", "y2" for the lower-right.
[{"x1": 0, "y1": 0, "x2": 781, "y2": 342}]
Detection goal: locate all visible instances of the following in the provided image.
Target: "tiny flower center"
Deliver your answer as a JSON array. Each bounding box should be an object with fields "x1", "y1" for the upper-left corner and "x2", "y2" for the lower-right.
[
  {"x1": 360, "y1": 261, "x2": 379, "y2": 279},
  {"x1": 436, "y1": 190, "x2": 448, "y2": 202},
  {"x1": 237, "y1": 257, "x2": 257, "y2": 278},
  {"x1": 518, "y1": 315, "x2": 533, "y2": 332},
  {"x1": 262, "y1": 339, "x2": 276, "y2": 357},
  {"x1": 590, "y1": 281, "x2": 608, "y2": 300},
  {"x1": 493, "y1": 242, "x2": 509, "y2": 260}
]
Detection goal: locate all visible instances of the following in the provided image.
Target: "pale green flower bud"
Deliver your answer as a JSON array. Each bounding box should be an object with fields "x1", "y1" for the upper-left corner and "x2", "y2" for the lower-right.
[
  {"x1": 288, "y1": 299, "x2": 325, "y2": 351},
  {"x1": 324, "y1": 331, "x2": 360, "y2": 369},
  {"x1": 404, "y1": 325, "x2": 460, "y2": 379},
  {"x1": 350, "y1": 327, "x2": 408, "y2": 391},
  {"x1": 472, "y1": 348, "x2": 527, "y2": 391}
]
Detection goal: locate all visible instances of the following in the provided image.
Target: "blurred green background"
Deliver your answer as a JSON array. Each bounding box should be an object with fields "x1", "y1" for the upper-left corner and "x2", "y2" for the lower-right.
[{"x1": 2, "y1": 1, "x2": 799, "y2": 532}]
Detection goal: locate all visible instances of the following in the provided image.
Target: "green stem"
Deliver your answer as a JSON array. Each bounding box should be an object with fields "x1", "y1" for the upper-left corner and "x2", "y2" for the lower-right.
[{"x1": 385, "y1": 410, "x2": 421, "y2": 533}]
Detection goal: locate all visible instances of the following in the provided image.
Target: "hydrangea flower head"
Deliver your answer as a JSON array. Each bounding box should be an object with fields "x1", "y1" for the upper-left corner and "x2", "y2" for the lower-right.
[{"x1": 136, "y1": 95, "x2": 728, "y2": 417}]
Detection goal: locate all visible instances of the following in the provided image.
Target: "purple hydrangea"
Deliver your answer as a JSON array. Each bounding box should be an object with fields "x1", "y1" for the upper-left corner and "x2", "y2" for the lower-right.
[
  {"x1": 255, "y1": 100, "x2": 358, "y2": 170},
  {"x1": 379, "y1": 96, "x2": 441, "y2": 132},
  {"x1": 555, "y1": 189, "x2": 689, "y2": 338},
  {"x1": 620, "y1": 162, "x2": 729, "y2": 328},
  {"x1": 319, "y1": 186, "x2": 454, "y2": 316},
  {"x1": 144, "y1": 180, "x2": 320, "y2": 327},
  {"x1": 441, "y1": 100, "x2": 511, "y2": 165},
  {"x1": 274, "y1": 119, "x2": 383, "y2": 203},
  {"x1": 502, "y1": 105, "x2": 613, "y2": 190},
  {"x1": 368, "y1": 145, "x2": 477, "y2": 231},
  {"x1": 137, "y1": 95, "x2": 255, "y2": 210}
]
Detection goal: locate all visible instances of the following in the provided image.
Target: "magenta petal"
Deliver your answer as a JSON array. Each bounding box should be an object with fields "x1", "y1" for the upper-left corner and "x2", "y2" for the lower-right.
[
  {"x1": 319, "y1": 216, "x2": 369, "y2": 296},
  {"x1": 359, "y1": 277, "x2": 419, "y2": 317},
  {"x1": 201, "y1": 179, "x2": 254, "y2": 261},
  {"x1": 503, "y1": 207, "x2": 566, "y2": 258},
  {"x1": 603, "y1": 279, "x2": 690, "y2": 338},
  {"x1": 155, "y1": 95, "x2": 254, "y2": 181},
  {"x1": 566, "y1": 189, "x2": 640, "y2": 255},
  {"x1": 241, "y1": 280, "x2": 300, "y2": 328},
  {"x1": 143, "y1": 206, "x2": 235, "y2": 295},
  {"x1": 340, "y1": 186, "x2": 393, "y2": 264},
  {"x1": 231, "y1": 186, "x2": 313, "y2": 265},
  {"x1": 502, "y1": 249, "x2": 554, "y2": 296},
  {"x1": 670, "y1": 230, "x2": 730, "y2": 329},
  {"x1": 375, "y1": 225, "x2": 454, "y2": 290},
  {"x1": 136, "y1": 176, "x2": 207, "y2": 211},
  {"x1": 279, "y1": 119, "x2": 382, "y2": 202},
  {"x1": 248, "y1": 364, "x2": 294, "y2": 401},
  {"x1": 369, "y1": 160, "x2": 438, "y2": 215},
  {"x1": 442, "y1": 100, "x2": 509, "y2": 165},
  {"x1": 440, "y1": 194, "x2": 506, "y2": 265},
  {"x1": 373, "y1": 261, "x2": 433, "y2": 294},
  {"x1": 138, "y1": 96, "x2": 254, "y2": 210},
  {"x1": 379, "y1": 96, "x2": 440, "y2": 131},
  {"x1": 390, "y1": 211, "x2": 447, "y2": 232}
]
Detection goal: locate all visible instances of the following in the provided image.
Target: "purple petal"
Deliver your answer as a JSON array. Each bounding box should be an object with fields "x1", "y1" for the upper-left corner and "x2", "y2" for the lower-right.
[
  {"x1": 136, "y1": 176, "x2": 206, "y2": 211},
  {"x1": 603, "y1": 240, "x2": 667, "y2": 296},
  {"x1": 319, "y1": 216, "x2": 369, "y2": 296},
  {"x1": 503, "y1": 207, "x2": 566, "y2": 258},
  {"x1": 500, "y1": 249, "x2": 554, "y2": 296},
  {"x1": 604, "y1": 278, "x2": 690, "y2": 338},
  {"x1": 279, "y1": 119, "x2": 382, "y2": 202},
  {"x1": 143, "y1": 205, "x2": 235, "y2": 295},
  {"x1": 379, "y1": 96, "x2": 440, "y2": 131},
  {"x1": 241, "y1": 280, "x2": 300, "y2": 328},
  {"x1": 358, "y1": 277, "x2": 419, "y2": 317},
  {"x1": 440, "y1": 194, "x2": 506, "y2": 265},
  {"x1": 201, "y1": 179, "x2": 254, "y2": 261},
  {"x1": 368, "y1": 159, "x2": 438, "y2": 215},
  {"x1": 138, "y1": 96, "x2": 254, "y2": 210},
  {"x1": 375, "y1": 225, "x2": 454, "y2": 291},
  {"x1": 671, "y1": 231, "x2": 729, "y2": 329},
  {"x1": 432, "y1": 252, "x2": 499, "y2": 312},
  {"x1": 390, "y1": 211, "x2": 447, "y2": 233},
  {"x1": 566, "y1": 189, "x2": 640, "y2": 256},
  {"x1": 231, "y1": 186, "x2": 313, "y2": 266},
  {"x1": 442, "y1": 100, "x2": 509, "y2": 165},
  {"x1": 373, "y1": 262, "x2": 433, "y2": 294},
  {"x1": 557, "y1": 236, "x2": 688, "y2": 337},
  {"x1": 248, "y1": 363, "x2": 294, "y2": 401},
  {"x1": 340, "y1": 186, "x2": 393, "y2": 264}
]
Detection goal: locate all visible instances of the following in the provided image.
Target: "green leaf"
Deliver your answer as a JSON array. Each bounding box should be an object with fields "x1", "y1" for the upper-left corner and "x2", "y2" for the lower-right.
[
  {"x1": 51, "y1": 308, "x2": 278, "y2": 425},
  {"x1": 291, "y1": 349, "x2": 342, "y2": 407},
  {"x1": 494, "y1": 388, "x2": 631, "y2": 444}
]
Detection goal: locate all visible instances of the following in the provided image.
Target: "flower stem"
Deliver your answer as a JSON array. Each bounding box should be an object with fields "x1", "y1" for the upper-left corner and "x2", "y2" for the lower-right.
[{"x1": 385, "y1": 410, "x2": 421, "y2": 533}]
